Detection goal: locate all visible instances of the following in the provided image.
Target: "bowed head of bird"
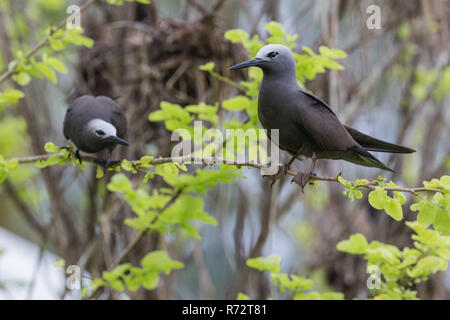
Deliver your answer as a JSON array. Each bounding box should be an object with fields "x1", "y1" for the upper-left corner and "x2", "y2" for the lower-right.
[{"x1": 63, "y1": 95, "x2": 128, "y2": 170}]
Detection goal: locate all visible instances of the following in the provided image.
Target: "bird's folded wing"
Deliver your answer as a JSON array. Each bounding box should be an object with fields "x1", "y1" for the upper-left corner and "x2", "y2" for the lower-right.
[
  {"x1": 295, "y1": 89, "x2": 357, "y2": 151},
  {"x1": 344, "y1": 125, "x2": 415, "y2": 153}
]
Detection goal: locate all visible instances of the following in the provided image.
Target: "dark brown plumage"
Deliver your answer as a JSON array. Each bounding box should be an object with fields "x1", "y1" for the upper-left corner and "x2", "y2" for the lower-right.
[{"x1": 230, "y1": 44, "x2": 415, "y2": 189}]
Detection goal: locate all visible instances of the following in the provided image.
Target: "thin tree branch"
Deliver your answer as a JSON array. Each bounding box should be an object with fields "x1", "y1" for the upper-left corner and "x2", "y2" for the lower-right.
[{"x1": 7, "y1": 153, "x2": 443, "y2": 195}]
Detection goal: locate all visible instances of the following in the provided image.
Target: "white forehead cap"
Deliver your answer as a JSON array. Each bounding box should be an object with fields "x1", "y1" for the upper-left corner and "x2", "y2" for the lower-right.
[
  {"x1": 256, "y1": 44, "x2": 291, "y2": 59},
  {"x1": 87, "y1": 118, "x2": 117, "y2": 136}
]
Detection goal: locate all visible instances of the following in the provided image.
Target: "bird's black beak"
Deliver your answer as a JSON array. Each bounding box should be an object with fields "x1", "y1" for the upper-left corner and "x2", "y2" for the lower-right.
[
  {"x1": 107, "y1": 135, "x2": 129, "y2": 146},
  {"x1": 229, "y1": 57, "x2": 265, "y2": 70}
]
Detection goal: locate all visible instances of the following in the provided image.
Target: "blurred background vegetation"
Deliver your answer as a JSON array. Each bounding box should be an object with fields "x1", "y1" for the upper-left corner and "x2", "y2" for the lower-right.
[{"x1": 0, "y1": 0, "x2": 449, "y2": 299}]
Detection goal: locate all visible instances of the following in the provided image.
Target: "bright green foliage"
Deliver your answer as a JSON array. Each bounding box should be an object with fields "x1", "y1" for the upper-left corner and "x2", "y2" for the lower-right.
[
  {"x1": 236, "y1": 292, "x2": 250, "y2": 300},
  {"x1": 8, "y1": 28, "x2": 92, "y2": 89},
  {"x1": 337, "y1": 175, "x2": 366, "y2": 201},
  {"x1": 368, "y1": 187, "x2": 403, "y2": 221},
  {"x1": 151, "y1": 195, "x2": 217, "y2": 239},
  {"x1": 158, "y1": 165, "x2": 243, "y2": 194},
  {"x1": 336, "y1": 175, "x2": 450, "y2": 299},
  {"x1": 337, "y1": 175, "x2": 406, "y2": 221},
  {"x1": 149, "y1": 101, "x2": 194, "y2": 134},
  {"x1": 107, "y1": 172, "x2": 220, "y2": 238},
  {"x1": 244, "y1": 255, "x2": 344, "y2": 300},
  {"x1": 0, "y1": 155, "x2": 18, "y2": 183},
  {"x1": 336, "y1": 233, "x2": 369, "y2": 254},
  {"x1": 35, "y1": 142, "x2": 77, "y2": 169},
  {"x1": 411, "y1": 176, "x2": 450, "y2": 235},
  {"x1": 89, "y1": 250, "x2": 182, "y2": 295},
  {"x1": 247, "y1": 255, "x2": 281, "y2": 273},
  {"x1": 0, "y1": 89, "x2": 24, "y2": 110},
  {"x1": 53, "y1": 259, "x2": 65, "y2": 268},
  {"x1": 149, "y1": 101, "x2": 220, "y2": 133},
  {"x1": 337, "y1": 221, "x2": 450, "y2": 299}
]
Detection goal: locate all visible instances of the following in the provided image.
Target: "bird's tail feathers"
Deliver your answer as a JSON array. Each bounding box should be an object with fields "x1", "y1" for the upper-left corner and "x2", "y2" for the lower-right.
[
  {"x1": 345, "y1": 126, "x2": 415, "y2": 154},
  {"x1": 350, "y1": 145, "x2": 394, "y2": 172}
]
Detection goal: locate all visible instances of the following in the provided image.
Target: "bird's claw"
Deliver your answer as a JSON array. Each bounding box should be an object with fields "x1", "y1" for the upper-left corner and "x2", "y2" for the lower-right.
[
  {"x1": 94, "y1": 158, "x2": 119, "y2": 171},
  {"x1": 94, "y1": 157, "x2": 106, "y2": 168},
  {"x1": 291, "y1": 171, "x2": 316, "y2": 193},
  {"x1": 75, "y1": 149, "x2": 82, "y2": 164},
  {"x1": 105, "y1": 159, "x2": 120, "y2": 170}
]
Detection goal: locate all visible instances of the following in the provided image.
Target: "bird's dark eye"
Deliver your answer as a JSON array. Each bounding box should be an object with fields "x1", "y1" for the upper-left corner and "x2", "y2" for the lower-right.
[
  {"x1": 267, "y1": 51, "x2": 278, "y2": 59},
  {"x1": 96, "y1": 130, "x2": 105, "y2": 136}
]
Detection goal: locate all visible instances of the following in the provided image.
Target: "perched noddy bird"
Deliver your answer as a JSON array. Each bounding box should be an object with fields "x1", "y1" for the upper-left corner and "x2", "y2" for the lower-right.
[
  {"x1": 63, "y1": 95, "x2": 128, "y2": 169},
  {"x1": 230, "y1": 44, "x2": 415, "y2": 190}
]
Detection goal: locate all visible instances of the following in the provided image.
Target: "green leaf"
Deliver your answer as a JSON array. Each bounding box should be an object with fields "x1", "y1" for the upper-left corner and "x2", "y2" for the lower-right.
[
  {"x1": 44, "y1": 142, "x2": 59, "y2": 153},
  {"x1": 96, "y1": 166, "x2": 104, "y2": 179},
  {"x1": 109, "y1": 279, "x2": 125, "y2": 291},
  {"x1": 45, "y1": 57, "x2": 67, "y2": 73},
  {"x1": 12, "y1": 72, "x2": 31, "y2": 86},
  {"x1": 368, "y1": 187, "x2": 387, "y2": 210},
  {"x1": 155, "y1": 163, "x2": 179, "y2": 182},
  {"x1": 417, "y1": 202, "x2": 439, "y2": 226},
  {"x1": 237, "y1": 292, "x2": 250, "y2": 300},
  {"x1": 434, "y1": 209, "x2": 450, "y2": 235},
  {"x1": 141, "y1": 272, "x2": 159, "y2": 290},
  {"x1": 246, "y1": 255, "x2": 281, "y2": 273},
  {"x1": 224, "y1": 29, "x2": 249, "y2": 43},
  {"x1": 53, "y1": 259, "x2": 65, "y2": 268},
  {"x1": 49, "y1": 38, "x2": 66, "y2": 51},
  {"x1": 272, "y1": 273, "x2": 313, "y2": 293},
  {"x1": 436, "y1": 248, "x2": 450, "y2": 260},
  {"x1": 121, "y1": 159, "x2": 135, "y2": 172},
  {"x1": 384, "y1": 198, "x2": 403, "y2": 221},
  {"x1": 337, "y1": 175, "x2": 347, "y2": 185},
  {"x1": 199, "y1": 62, "x2": 215, "y2": 72},
  {"x1": 222, "y1": 96, "x2": 250, "y2": 111},
  {"x1": 91, "y1": 278, "x2": 107, "y2": 291},
  {"x1": 107, "y1": 173, "x2": 132, "y2": 193},
  {"x1": 2, "y1": 89, "x2": 25, "y2": 102},
  {"x1": 354, "y1": 190, "x2": 363, "y2": 199},
  {"x1": 407, "y1": 256, "x2": 447, "y2": 278},
  {"x1": 154, "y1": 195, "x2": 217, "y2": 237},
  {"x1": 336, "y1": 233, "x2": 368, "y2": 254},
  {"x1": 140, "y1": 250, "x2": 184, "y2": 274},
  {"x1": 319, "y1": 46, "x2": 347, "y2": 59},
  {"x1": 35, "y1": 62, "x2": 57, "y2": 83},
  {"x1": 64, "y1": 33, "x2": 94, "y2": 48},
  {"x1": 264, "y1": 21, "x2": 285, "y2": 39}
]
